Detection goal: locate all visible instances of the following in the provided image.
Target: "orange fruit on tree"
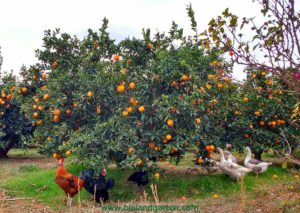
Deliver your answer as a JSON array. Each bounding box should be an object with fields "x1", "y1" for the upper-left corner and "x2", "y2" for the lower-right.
[
  {"x1": 41, "y1": 73, "x2": 47, "y2": 79},
  {"x1": 32, "y1": 105, "x2": 38, "y2": 110},
  {"x1": 6, "y1": 94, "x2": 12, "y2": 100},
  {"x1": 217, "y1": 83, "x2": 223, "y2": 89},
  {"x1": 32, "y1": 75, "x2": 38, "y2": 80},
  {"x1": 213, "y1": 194, "x2": 219, "y2": 199},
  {"x1": 117, "y1": 85, "x2": 125, "y2": 93},
  {"x1": 209, "y1": 145, "x2": 215, "y2": 151},
  {"x1": 199, "y1": 86, "x2": 205, "y2": 93},
  {"x1": 122, "y1": 110, "x2": 129, "y2": 117},
  {"x1": 73, "y1": 102, "x2": 79, "y2": 108},
  {"x1": 138, "y1": 105, "x2": 145, "y2": 113},
  {"x1": 146, "y1": 43, "x2": 153, "y2": 49},
  {"x1": 10, "y1": 86, "x2": 16, "y2": 92},
  {"x1": 154, "y1": 172, "x2": 160, "y2": 180},
  {"x1": 136, "y1": 159, "x2": 143, "y2": 166},
  {"x1": 165, "y1": 134, "x2": 172, "y2": 141},
  {"x1": 167, "y1": 119, "x2": 174, "y2": 127},
  {"x1": 181, "y1": 74, "x2": 189, "y2": 81},
  {"x1": 261, "y1": 71, "x2": 267, "y2": 77},
  {"x1": 34, "y1": 97, "x2": 39, "y2": 103},
  {"x1": 66, "y1": 109, "x2": 72, "y2": 115},
  {"x1": 43, "y1": 93, "x2": 50, "y2": 100},
  {"x1": 197, "y1": 157, "x2": 203, "y2": 164},
  {"x1": 1, "y1": 93, "x2": 6, "y2": 98},
  {"x1": 128, "y1": 147, "x2": 135, "y2": 154},
  {"x1": 148, "y1": 143, "x2": 155, "y2": 149},
  {"x1": 113, "y1": 54, "x2": 120, "y2": 61},
  {"x1": 21, "y1": 87, "x2": 28, "y2": 93},
  {"x1": 38, "y1": 105, "x2": 44, "y2": 111},
  {"x1": 87, "y1": 91, "x2": 94, "y2": 97},
  {"x1": 53, "y1": 153, "x2": 58, "y2": 159},
  {"x1": 254, "y1": 111, "x2": 260, "y2": 116},
  {"x1": 33, "y1": 112, "x2": 39, "y2": 118},
  {"x1": 66, "y1": 150, "x2": 72, "y2": 156},
  {"x1": 53, "y1": 109, "x2": 61, "y2": 116},
  {"x1": 195, "y1": 118, "x2": 201, "y2": 125},
  {"x1": 127, "y1": 106, "x2": 133, "y2": 113},
  {"x1": 53, "y1": 115, "x2": 60, "y2": 122},
  {"x1": 259, "y1": 121, "x2": 265, "y2": 126},
  {"x1": 37, "y1": 120, "x2": 43, "y2": 125},
  {"x1": 163, "y1": 139, "x2": 168, "y2": 144},
  {"x1": 129, "y1": 82, "x2": 135, "y2": 90},
  {"x1": 243, "y1": 97, "x2": 249, "y2": 102}
]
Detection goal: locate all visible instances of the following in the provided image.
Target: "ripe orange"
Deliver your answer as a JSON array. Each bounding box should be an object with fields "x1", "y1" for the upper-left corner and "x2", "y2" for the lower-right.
[
  {"x1": 163, "y1": 139, "x2": 168, "y2": 144},
  {"x1": 43, "y1": 93, "x2": 50, "y2": 100},
  {"x1": 53, "y1": 115, "x2": 60, "y2": 122},
  {"x1": 1, "y1": 93, "x2": 6, "y2": 98},
  {"x1": 195, "y1": 118, "x2": 201, "y2": 125},
  {"x1": 5, "y1": 94, "x2": 12, "y2": 100},
  {"x1": 167, "y1": 119, "x2": 174, "y2": 127},
  {"x1": 181, "y1": 74, "x2": 189, "y2": 81},
  {"x1": 148, "y1": 143, "x2": 155, "y2": 149},
  {"x1": 209, "y1": 145, "x2": 215, "y2": 151},
  {"x1": 73, "y1": 102, "x2": 79, "y2": 108},
  {"x1": 261, "y1": 71, "x2": 267, "y2": 77},
  {"x1": 122, "y1": 110, "x2": 129, "y2": 117},
  {"x1": 34, "y1": 97, "x2": 40, "y2": 103},
  {"x1": 136, "y1": 159, "x2": 143, "y2": 166},
  {"x1": 254, "y1": 111, "x2": 260, "y2": 116},
  {"x1": 37, "y1": 120, "x2": 43, "y2": 125},
  {"x1": 129, "y1": 82, "x2": 135, "y2": 90},
  {"x1": 10, "y1": 86, "x2": 16, "y2": 92},
  {"x1": 259, "y1": 121, "x2": 265, "y2": 126},
  {"x1": 87, "y1": 91, "x2": 94, "y2": 97},
  {"x1": 243, "y1": 97, "x2": 249, "y2": 102},
  {"x1": 165, "y1": 134, "x2": 172, "y2": 141},
  {"x1": 199, "y1": 86, "x2": 205, "y2": 93},
  {"x1": 33, "y1": 112, "x2": 39, "y2": 118},
  {"x1": 117, "y1": 85, "x2": 125, "y2": 93},
  {"x1": 128, "y1": 147, "x2": 135, "y2": 154},
  {"x1": 138, "y1": 105, "x2": 145, "y2": 113},
  {"x1": 147, "y1": 43, "x2": 153, "y2": 49},
  {"x1": 217, "y1": 83, "x2": 223, "y2": 89},
  {"x1": 21, "y1": 87, "x2": 28, "y2": 93},
  {"x1": 32, "y1": 105, "x2": 38, "y2": 110},
  {"x1": 113, "y1": 54, "x2": 120, "y2": 61},
  {"x1": 53, "y1": 153, "x2": 58, "y2": 159},
  {"x1": 127, "y1": 106, "x2": 133, "y2": 113},
  {"x1": 66, "y1": 150, "x2": 72, "y2": 156},
  {"x1": 32, "y1": 75, "x2": 38, "y2": 80},
  {"x1": 66, "y1": 109, "x2": 72, "y2": 115},
  {"x1": 154, "y1": 172, "x2": 160, "y2": 180},
  {"x1": 53, "y1": 109, "x2": 61, "y2": 116},
  {"x1": 41, "y1": 73, "x2": 47, "y2": 79},
  {"x1": 38, "y1": 105, "x2": 44, "y2": 111},
  {"x1": 197, "y1": 157, "x2": 203, "y2": 164}
]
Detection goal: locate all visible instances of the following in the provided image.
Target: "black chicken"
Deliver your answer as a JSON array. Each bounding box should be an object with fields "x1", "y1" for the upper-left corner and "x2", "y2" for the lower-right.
[
  {"x1": 80, "y1": 168, "x2": 115, "y2": 202},
  {"x1": 127, "y1": 171, "x2": 149, "y2": 187}
]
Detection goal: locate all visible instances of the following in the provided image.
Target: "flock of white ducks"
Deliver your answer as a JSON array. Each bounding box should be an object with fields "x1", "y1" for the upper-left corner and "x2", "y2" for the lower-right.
[{"x1": 217, "y1": 146, "x2": 272, "y2": 180}]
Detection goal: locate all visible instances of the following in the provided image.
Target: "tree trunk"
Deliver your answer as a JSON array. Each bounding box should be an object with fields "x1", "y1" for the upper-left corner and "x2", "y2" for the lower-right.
[
  {"x1": 253, "y1": 150, "x2": 263, "y2": 161},
  {"x1": 0, "y1": 148, "x2": 9, "y2": 159}
]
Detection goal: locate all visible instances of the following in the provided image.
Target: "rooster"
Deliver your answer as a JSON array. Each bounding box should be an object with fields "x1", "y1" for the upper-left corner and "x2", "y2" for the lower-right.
[
  {"x1": 127, "y1": 170, "x2": 149, "y2": 187},
  {"x1": 55, "y1": 158, "x2": 84, "y2": 206},
  {"x1": 80, "y1": 168, "x2": 115, "y2": 203}
]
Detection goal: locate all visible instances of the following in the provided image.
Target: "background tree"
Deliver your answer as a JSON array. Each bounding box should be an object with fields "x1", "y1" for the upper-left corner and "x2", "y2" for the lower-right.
[{"x1": 0, "y1": 73, "x2": 34, "y2": 158}]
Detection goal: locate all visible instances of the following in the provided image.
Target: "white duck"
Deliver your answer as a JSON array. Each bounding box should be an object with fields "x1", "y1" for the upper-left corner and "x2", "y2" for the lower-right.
[
  {"x1": 217, "y1": 147, "x2": 252, "y2": 180},
  {"x1": 224, "y1": 150, "x2": 238, "y2": 163},
  {"x1": 244, "y1": 147, "x2": 272, "y2": 175}
]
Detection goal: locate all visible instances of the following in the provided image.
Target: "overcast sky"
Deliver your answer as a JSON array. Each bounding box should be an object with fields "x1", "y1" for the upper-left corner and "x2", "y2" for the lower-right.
[{"x1": 0, "y1": 0, "x2": 277, "y2": 79}]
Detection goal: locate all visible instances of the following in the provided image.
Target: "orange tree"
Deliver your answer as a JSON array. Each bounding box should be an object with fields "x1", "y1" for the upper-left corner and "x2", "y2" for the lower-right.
[
  {"x1": 198, "y1": 0, "x2": 300, "y2": 158},
  {"x1": 0, "y1": 72, "x2": 34, "y2": 158},
  {"x1": 20, "y1": 9, "x2": 234, "y2": 171}
]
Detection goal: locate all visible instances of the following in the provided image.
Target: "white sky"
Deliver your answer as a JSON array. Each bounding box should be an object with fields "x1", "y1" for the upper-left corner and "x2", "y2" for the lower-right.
[{"x1": 0, "y1": 0, "x2": 271, "y2": 79}]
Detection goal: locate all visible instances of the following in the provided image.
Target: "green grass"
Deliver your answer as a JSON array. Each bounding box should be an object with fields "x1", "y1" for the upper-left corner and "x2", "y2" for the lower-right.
[
  {"x1": 7, "y1": 148, "x2": 43, "y2": 158},
  {"x1": 0, "y1": 162, "x2": 294, "y2": 210},
  {"x1": 0, "y1": 149, "x2": 298, "y2": 210}
]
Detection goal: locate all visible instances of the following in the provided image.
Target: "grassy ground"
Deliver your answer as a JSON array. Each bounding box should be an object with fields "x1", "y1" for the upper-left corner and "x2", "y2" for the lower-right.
[{"x1": 0, "y1": 149, "x2": 299, "y2": 212}]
